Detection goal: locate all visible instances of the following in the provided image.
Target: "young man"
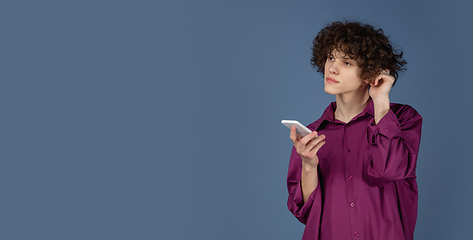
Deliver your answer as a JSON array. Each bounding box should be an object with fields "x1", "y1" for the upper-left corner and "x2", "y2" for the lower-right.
[{"x1": 287, "y1": 21, "x2": 422, "y2": 240}]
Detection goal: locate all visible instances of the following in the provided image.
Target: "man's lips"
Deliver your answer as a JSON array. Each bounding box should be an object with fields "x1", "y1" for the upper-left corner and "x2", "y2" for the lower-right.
[{"x1": 326, "y1": 77, "x2": 339, "y2": 83}]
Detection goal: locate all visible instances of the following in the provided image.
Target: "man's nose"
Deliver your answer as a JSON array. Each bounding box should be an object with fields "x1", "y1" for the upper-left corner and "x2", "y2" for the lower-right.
[{"x1": 328, "y1": 61, "x2": 339, "y2": 74}]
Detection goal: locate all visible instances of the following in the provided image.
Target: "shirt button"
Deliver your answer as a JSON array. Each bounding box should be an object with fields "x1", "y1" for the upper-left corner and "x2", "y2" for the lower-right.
[
  {"x1": 348, "y1": 175, "x2": 353, "y2": 180},
  {"x1": 347, "y1": 148, "x2": 351, "y2": 152},
  {"x1": 354, "y1": 232, "x2": 359, "y2": 237},
  {"x1": 350, "y1": 202, "x2": 355, "y2": 207}
]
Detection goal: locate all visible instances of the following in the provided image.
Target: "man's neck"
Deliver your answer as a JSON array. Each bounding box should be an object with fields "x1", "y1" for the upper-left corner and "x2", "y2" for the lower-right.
[{"x1": 334, "y1": 91, "x2": 371, "y2": 123}]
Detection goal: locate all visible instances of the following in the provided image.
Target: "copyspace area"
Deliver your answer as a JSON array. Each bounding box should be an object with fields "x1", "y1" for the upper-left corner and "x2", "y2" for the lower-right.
[{"x1": 1, "y1": 1, "x2": 472, "y2": 239}]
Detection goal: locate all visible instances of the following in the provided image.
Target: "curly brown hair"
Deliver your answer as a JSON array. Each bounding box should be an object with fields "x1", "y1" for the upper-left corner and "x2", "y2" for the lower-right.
[{"x1": 311, "y1": 21, "x2": 406, "y2": 85}]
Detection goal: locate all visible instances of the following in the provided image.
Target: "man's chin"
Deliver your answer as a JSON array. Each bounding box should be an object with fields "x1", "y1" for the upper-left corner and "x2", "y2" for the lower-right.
[{"x1": 324, "y1": 86, "x2": 337, "y2": 95}]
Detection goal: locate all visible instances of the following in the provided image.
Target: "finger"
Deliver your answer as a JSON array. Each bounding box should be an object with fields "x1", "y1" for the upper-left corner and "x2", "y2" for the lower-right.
[
  {"x1": 374, "y1": 73, "x2": 387, "y2": 86},
  {"x1": 378, "y1": 70, "x2": 393, "y2": 80},
  {"x1": 377, "y1": 73, "x2": 394, "y2": 86},
  {"x1": 377, "y1": 78, "x2": 384, "y2": 86},
  {"x1": 289, "y1": 126, "x2": 297, "y2": 143},
  {"x1": 383, "y1": 74, "x2": 395, "y2": 84},
  {"x1": 304, "y1": 138, "x2": 326, "y2": 159},
  {"x1": 300, "y1": 131, "x2": 318, "y2": 145},
  {"x1": 372, "y1": 78, "x2": 378, "y2": 86},
  {"x1": 311, "y1": 138, "x2": 326, "y2": 153},
  {"x1": 307, "y1": 134, "x2": 326, "y2": 151},
  {"x1": 290, "y1": 126, "x2": 302, "y2": 143},
  {"x1": 300, "y1": 134, "x2": 325, "y2": 157}
]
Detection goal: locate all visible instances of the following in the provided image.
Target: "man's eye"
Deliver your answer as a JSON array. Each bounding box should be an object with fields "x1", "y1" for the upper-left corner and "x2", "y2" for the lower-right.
[
  {"x1": 344, "y1": 62, "x2": 351, "y2": 66},
  {"x1": 328, "y1": 56, "x2": 334, "y2": 61}
]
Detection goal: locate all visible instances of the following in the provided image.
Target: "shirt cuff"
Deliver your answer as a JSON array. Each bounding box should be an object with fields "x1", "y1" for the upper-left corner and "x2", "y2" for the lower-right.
[
  {"x1": 368, "y1": 110, "x2": 401, "y2": 143},
  {"x1": 293, "y1": 179, "x2": 317, "y2": 212}
]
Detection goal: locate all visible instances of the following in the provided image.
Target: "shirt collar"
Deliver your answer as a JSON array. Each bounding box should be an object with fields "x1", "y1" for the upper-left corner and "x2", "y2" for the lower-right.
[{"x1": 308, "y1": 99, "x2": 374, "y2": 130}]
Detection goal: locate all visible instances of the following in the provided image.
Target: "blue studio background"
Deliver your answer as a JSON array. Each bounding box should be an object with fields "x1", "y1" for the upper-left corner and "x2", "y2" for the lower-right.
[{"x1": 2, "y1": 0, "x2": 472, "y2": 239}]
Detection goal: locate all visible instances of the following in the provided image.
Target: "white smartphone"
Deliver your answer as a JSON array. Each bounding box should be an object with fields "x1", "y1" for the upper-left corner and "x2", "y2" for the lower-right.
[{"x1": 281, "y1": 120, "x2": 313, "y2": 137}]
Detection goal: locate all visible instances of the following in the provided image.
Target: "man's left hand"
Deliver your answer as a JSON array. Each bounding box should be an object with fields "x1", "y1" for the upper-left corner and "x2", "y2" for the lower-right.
[{"x1": 368, "y1": 69, "x2": 394, "y2": 101}]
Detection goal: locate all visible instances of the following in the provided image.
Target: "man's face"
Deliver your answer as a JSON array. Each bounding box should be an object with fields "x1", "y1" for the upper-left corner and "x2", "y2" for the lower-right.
[{"x1": 323, "y1": 49, "x2": 368, "y2": 96}]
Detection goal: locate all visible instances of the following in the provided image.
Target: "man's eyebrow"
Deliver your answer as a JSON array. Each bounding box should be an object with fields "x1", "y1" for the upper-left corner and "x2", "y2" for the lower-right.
[{"x1": 339, "y1": 55, "x2": 353, "y2": 60}]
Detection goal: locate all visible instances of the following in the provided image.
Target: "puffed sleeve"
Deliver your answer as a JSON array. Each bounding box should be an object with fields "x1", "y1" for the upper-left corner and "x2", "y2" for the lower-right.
[
  {"x1": 287, "y1": 147, "x2": 322, "y2": 226},
  {"x1": 365, "y1": 105, "x2": 422, "y2": 188}
]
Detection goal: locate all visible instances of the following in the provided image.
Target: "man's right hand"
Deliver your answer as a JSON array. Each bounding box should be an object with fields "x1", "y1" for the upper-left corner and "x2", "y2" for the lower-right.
[{"x1": 290, "y1": 126, "x2": 326, "y2": 168}]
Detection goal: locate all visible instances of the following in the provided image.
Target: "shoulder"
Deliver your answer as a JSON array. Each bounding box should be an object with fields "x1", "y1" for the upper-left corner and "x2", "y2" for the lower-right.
[{"x1": 390, "y1": 103, "x2": 422, "y2": 123}]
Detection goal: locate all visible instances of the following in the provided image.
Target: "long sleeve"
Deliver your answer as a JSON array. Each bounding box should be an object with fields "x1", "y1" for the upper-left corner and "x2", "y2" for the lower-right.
[
  {"x1": 365, "y1": 105, "x2": 423, "y2": 188},
  {"x1": 287, "y1": 147, "x2": 322, "y2": 226}
]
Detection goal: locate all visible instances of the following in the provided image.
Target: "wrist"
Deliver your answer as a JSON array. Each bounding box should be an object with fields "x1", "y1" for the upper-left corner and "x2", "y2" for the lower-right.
[
  {"x1": 373, "y1": 97, "x2": 390, "y2": 124},
  {"x1": 372, "y1": 96, "x2": 390, "y2": 104},
  {"x1": 302, "y1": 161, "x2": 318, "y2": 172}
]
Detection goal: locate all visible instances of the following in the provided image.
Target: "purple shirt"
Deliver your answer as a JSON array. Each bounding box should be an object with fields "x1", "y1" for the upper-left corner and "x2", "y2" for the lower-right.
[{"x1": 287, "y1": 100, "x2": 422, "y2": 240}]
